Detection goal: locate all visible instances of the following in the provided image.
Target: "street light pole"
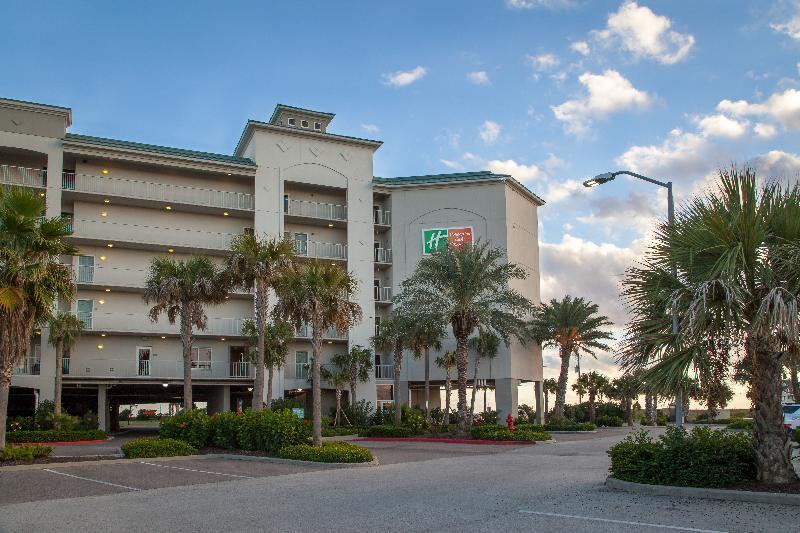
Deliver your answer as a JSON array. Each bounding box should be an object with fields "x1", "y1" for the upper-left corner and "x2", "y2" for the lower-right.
[{"x1": 583, "y1": 171, "x2": 683, "y2": 428}]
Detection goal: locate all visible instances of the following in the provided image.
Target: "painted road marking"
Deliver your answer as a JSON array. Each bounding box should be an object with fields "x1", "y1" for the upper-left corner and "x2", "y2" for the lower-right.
[
  {"x1": 518, "y1": 510, "x2": 728, "y2": 533},
  {"x1": 138, "y1": 461, "x2": 254, "y2": 479},
  {"x1": 43, "y1": 469, "x2": 141, "y2": 491}
]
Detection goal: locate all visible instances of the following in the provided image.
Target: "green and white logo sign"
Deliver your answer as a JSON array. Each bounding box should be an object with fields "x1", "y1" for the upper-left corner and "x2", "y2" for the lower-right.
[{"x1": 422, "y1": 227, "x2": 473, "y2": 254}]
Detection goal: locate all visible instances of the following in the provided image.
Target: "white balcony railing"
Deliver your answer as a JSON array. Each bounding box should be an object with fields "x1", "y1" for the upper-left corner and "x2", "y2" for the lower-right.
[
  {"x1": 62, "y1": 358, "x2": 70, "y2": 375},
  {"x1": 375, "y1": 364, "x2": 394, "y2": 379},
  {"x1": 65, "y1": 358, "x2": 253, "y2": 379},
  {"x1": 374, "y1": 247, "x2": 392, "y2": 264},
  {"x1": 1, "y1": 164, "x2": 46, "y2": 188},
  {"x1": 62, "y1": 172, "x2": 255, "y2": 211},
  {"x1": 293, "y1": 239, "x2": 347, "y2": 261},
  {"x1": 374, "y1": 286, "x2": 392, "y2": 302},
  {"x1": 286, "y1": 198, "x2": 346, "y2": 221},
  {"x1": 71, "y1": 312, "x2": 247, "y2": 337},
  {"x1": 295, "y1": 323, "x2": 348, "y2": 340},
  {"x1": 295, "y1": 363, "x2": 309, "y2": 380},
  {"x1": 72, "y1": 265, "x2": 252, "y2": 295},
  {"x1": 374, "y1": 209, "x2": 391, "y2": 226},
  {"x1": 71, "y1": 219, "x2": 239, "y2": 252},
  {"x1": 14, "y1": 357, "x2": 41, "y2": 375}
]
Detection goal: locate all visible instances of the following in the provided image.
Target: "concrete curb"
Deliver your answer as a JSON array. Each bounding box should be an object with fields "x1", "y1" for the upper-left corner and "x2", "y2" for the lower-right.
[
  {"x1": 547, "y1": 430, "x2": 598, "y2": 434},
  {"x1": 605, "y1": 476, "x2": 800, "y2": 506},
  {"x1": 204, "y1": 453, "x2": 379, "y2": 468}
]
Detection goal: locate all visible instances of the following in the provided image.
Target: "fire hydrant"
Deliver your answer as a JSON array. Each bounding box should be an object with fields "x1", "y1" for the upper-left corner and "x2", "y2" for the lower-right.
[{"x1": 506, "y1": 413, "x2": 515, "y2": 431}]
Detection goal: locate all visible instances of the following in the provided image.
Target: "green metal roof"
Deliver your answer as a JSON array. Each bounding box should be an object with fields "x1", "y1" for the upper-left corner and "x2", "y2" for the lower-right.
[
  {"x1": 0, "y1": 96, "x2": 71, "y2": 112},
  {"x1": 373, "y1": 171, "x2": 545, "y2": 205},
  {"x1": 269, "y1": 104, "x2": 336, "y2": 124},
  {"x1": 64, "y1": 133, "x2": 256, "y2": 167}
]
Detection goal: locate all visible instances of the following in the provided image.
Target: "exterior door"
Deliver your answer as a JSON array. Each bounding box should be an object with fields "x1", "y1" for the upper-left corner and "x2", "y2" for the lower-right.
[
  {"x1": 230, "y1": 346, "x2": 248, "y2": 377},
  {"x1": 76, "y1": 299, "x2": 93, "y2": 329},
  {"x1": 77, "y1": 255, "x2": 95, "y2": 283},
  {"x1": 137, "y1": 346, "x2": 152, "y2": 376},
  {"x1": 294, "y1": 233, "x2": 308, "y2": 256}
]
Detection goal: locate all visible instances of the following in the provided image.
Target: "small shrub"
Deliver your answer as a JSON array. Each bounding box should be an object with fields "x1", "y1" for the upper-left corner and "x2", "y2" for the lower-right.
[
  {"x1": 726, "y1": 418, "x2": 754, "y2": 431},
  {"x1": 46, "y1": 413, "x2": 79, "y2": 431},
  {"x1": 78, "y1": 412, "x2": 99, "y2": 431},
  {"x1": 159, "y1": 409, "x2": 212, "y2": 448},
  {"x1": 6, "y1": 416, "x2": 35, "y2": 432},
  {"x1": 515, "y1": 423, "x2": 545, "y2": 432},
  {"x1": 470, "y1": 425, "x2": 550, "y2": 441},
  {"x1": 595, "y1": 415, "x2": 624, "y2": 427},
  {"x1": 270, "y1": 397, "x2": 303, "y2": 412},
  {"x1": 516, "y1": 404, "x2": 536, "y2": 424},
  {"x1": 544, "y1": 417, "x2": 596, "y2": 431},
  {"x1": 236, "y1": 409, "x2": 310, "y2": 453},
  {"x1": 478, "y1": 408, "x2": 501, "y2": 426},
  {"x1": 608, "y1": 427, "x2": 755, "y2": 488},
  {"x1": 656, "y1": 412, "x2": 668, "y2": 426},
  {"x1": 343, "y1": 400, "x2": 374, "y2": 427},
  {"x1": 279, "y1": 442, "x2": 373, "y2": 463},
  {"x1": 359, "y1": 425, "x2": 412, "y2": 438},
  {"x1": 512, "y1": 429, "x2": 552, "y2": 442},
  {"x1": 209, "y1": 411, "x2": 241, "y2": 449},
  {"x1": 7, "y1": 429, "x2": 107, "y2": 443},
  {"x1": 322, "y1": 426, "x2": 362, "y2": 437},
  {"x1": 34, "y1": 400, "x2": 55, "y2": 429},
  {"x1": 403, "y1": 408, "x2": 429, "y2": 434},
  {"x1": 121, "y1": 437, "x2": 197, "y2": 458},
  {"x1": 1, "y1": 445, "x2": 53, "y2": 461}
]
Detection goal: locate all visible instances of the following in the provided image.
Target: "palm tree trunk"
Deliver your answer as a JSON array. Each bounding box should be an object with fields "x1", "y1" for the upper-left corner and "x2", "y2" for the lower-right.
[
  {"x1": 544, "y1": 390, "x2": 549, "y2": 416},
  {"x1": 253, "y1": 280, "x2": 267, "y2": 411},
  {"x1": 644, "y1": 393, "x2": 654, "y2": 426},
  {"x1": 311, "y1": 321, "x2": 323, "y2": 447},
  {"x1": 181, "y1": 315, "x2": 193, "y2": 411},
  {"x1": 588, "y1": 391, "x2": 596, "y2": 423},
  {"x1": 751, "y1": 335, "x2": 797, "y2": 483},
  {"x1": 469, "y1": 357, "x2": 481, "y2": 422},
  {"x1": 0, "y1": 369, "x2": 11, "y2": 449},
  {"x1": 626, "y1": 398, "x2": 634, "y2": 427},
  {"x1": 54, "y1": 341, "x2": 63, "y2": 418},
  {"x1": 455, "y1": 335, "x2": 470, "y2": 431},
  {"x1": 790, "y1": 362, "x2": 800, "y2": 404},
  {"x1": 424, "y1": 347, "x2": 431, "y2": 425},
  {"x1": 554, "y1": 346, "x2": 570, "y2": 418},
  {"x1": 349, "y1": 359, "x2": 357, "y2": 406},
  {"x1": 335, "y1": 388, "x2": 342, "y2": 427},
  {"x1": 444, "y1": 373, "x2": 451, "y2": 425},
  {"x1": 266, "y1": 364, "x2": 274, "y2": 409},
  {"x1": 393, "y1": 344, "x2": 403, "y2": 426}
]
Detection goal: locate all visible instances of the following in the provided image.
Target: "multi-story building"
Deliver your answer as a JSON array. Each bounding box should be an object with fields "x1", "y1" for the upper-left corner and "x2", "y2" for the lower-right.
[{"x1": 1, "y1": 97, "x2": 544, "y2": 430}]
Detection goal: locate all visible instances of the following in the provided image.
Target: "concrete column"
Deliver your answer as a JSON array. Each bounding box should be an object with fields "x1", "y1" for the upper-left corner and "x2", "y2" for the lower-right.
[
  {"x1": 37, "y1": 328, "x2": 56, "y2": 402},
  {"x1": 494, "y1": 378, "x2": 519, "y2": 423},
  {"x1": 97, "y1": 385, "x2": 109, "y2": 432},
  {"x1": 45, "y1": 148, "x2": 63, "y2": 219},
  {"x1": 207, "y1": 385, "x2": 231, "y2": 414},
  {"x1": 534, "y1": 381, "x2": 545, "y2": 424}
]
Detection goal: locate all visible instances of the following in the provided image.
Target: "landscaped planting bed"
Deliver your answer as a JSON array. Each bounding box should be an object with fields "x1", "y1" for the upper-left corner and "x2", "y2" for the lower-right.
[
  {"x1": 470, "y1": 424, "x2": 551, "y2": 442},
  {"x1": 0, "y1": 445, "x2": 53, "y2": 465},
  {"x1": 278, "y1": 442, "x2": 373, "y2": 463},
  {"x1": 6, "y1": 429, "x2": 107, "y2": 443},
  {"x1": 121, "y1": 437, "x2": 197, "y2": 458}
]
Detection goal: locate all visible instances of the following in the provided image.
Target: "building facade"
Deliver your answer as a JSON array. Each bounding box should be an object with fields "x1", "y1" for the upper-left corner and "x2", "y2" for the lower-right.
[{"x1": 1, "y1": 98, "x2": 544, "y2": 430}]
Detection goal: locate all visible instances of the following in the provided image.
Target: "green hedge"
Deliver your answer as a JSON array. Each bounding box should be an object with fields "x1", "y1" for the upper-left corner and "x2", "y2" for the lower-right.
[
  {"x1": 121, "y1": 437, "x2": 197, "y2": 458},
  {"x1": 1, "y1": 445, "x2": 53, "y2": 461},
  {"x1": 236, "y1": 409, "x2": 311, "y2": 453},
  {"x1": 470, "y1": 424, "x2": 551, "y2": 442},
  {"x1": 7, "y1": 429, "x2": 107, "y2": 443},
  {"x1": 544, "y1": 418, "x2": 596, "y2": 432},
  {"x1": 322, "y1": 426, "x2": 364, "y2": 437},
  {"x1": 278, "y1": 442, "x2": 373, "y2": 463},
  {"x1": 726, "y1": 418, "x2": 754, "y2": 431},
  {"x1": 359, "y1": 425, "x2": 413, "y2": 438},
  {"x1": 595, "y1": 415, "x2": 624, "y2": 427},
  {"x1": 608, "y1": 427, "x2": 755, "y2": 488},
  {"x1": 210, "y1": 411, "x2": 240, "y2": 449},
  {"x1": 515, "y1": 423, "x2": 545, "y2": 432},
  {"x1": 159, "y1": 409, "x2": 212, "y2": 448}
]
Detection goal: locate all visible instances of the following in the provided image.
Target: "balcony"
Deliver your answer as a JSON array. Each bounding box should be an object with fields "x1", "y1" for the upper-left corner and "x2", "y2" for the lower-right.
[
  {"x1": 74, "y1": 265, "x2": 147, "y2": 289},
  {"x1": 62, "y1": 172, "x2": 254, "y2": 211},
  {"x1": 73, "y1": 311, "x2": 247, "y2": 337},
  {"x1": 14, "y1": 357, "x2": 41, "y2": 375},
  {"x1": 375, "y1": 364, "x2": 394, "y2": 379},
  {"x1": 374, "y1": 286, "x2": 392, "y2": 304},
  {"x1": 295, "y1": 323, "x2": 348, "y2": 341},
  {"x1": 293, "y1": 239, "x2": 347, "y2": 261},
  {"x1": 1, "y1": 164, "x2": 46, "y2": 188},
  {"x1": 64, "y1": 358, "x2": 253, "y2": 380},
  {"x1": 374, "y1": 247, "x2": 392, "y2": 265},
  {"x1": 285, "y1": 198, "x2": 346, "y2": 222},
  {"x1": 70, "y1": 219, "x2": 239, "y2": 253},
  {"x1": 374, "y1": 209, "x2": 391, "y2": 227}
]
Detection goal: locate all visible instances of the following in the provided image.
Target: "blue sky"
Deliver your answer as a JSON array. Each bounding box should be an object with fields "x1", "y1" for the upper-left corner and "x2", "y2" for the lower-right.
[{"x1": 3, "y1": 0, "x2": 800, "y2": 407}]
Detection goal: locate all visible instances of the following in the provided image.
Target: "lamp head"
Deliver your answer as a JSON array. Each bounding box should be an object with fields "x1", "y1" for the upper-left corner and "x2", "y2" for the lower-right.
[{"x1": 583, "y1": 172, "x2": 617, "y2": 188}]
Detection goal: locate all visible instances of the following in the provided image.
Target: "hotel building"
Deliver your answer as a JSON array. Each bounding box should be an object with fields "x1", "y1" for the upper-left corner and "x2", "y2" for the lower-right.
[{"x1": 1, "y1": 97, "x2": 545, "y2": 429}]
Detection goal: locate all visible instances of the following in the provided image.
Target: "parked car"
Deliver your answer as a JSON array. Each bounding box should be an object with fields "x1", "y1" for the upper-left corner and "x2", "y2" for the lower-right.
[{"x1": 783, "y1": 404, "x2": 800, "y2": 432}]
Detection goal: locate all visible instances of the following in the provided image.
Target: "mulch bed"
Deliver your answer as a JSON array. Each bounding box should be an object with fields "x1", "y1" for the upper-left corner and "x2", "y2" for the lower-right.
[
  {"x1": 0, "y1": 455, "x2": 120, "y2": 467},
  {"x1": 733, "y1": 481, "x2": 800, "y2": 494}
]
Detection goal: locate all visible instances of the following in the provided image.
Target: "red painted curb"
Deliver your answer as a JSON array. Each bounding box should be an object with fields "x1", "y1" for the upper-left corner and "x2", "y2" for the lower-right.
[
  {"x1": 12, "y1": 439, "x2": 109, "y2": 446},
  {"x1": 353, "y1": 437, "x2": 535, "y2": 445}
]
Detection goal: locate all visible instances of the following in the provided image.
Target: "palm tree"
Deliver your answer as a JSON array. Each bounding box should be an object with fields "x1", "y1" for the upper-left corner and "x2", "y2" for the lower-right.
[
  {"x1": 435, "y1": 351, "x2": 456, "y2": 425},
  {"x1": 609, "y1": 373, "x2": 640, "y2": 427},
  {"x1": 274, "y1": 260, "x2": 362, "y2": 446},
  {"x1": 143, "y1": 256, "x2": 227, "y2": 410},
  {"x1": 529, "y1": 296, "x2": 613, "y2": 419},
  {"x1": 226, "y1": 233, "x2": 294, "y2": 411},
  {"x1": 468, "y1": 330, "x2": 500, "y2": 421},
  {"x1": 573, "y1": 371, "x2": 609, "y2": 424},
  {"x1": 48, "y1": 312, "x2": 83, "y2": 419},
  {"x1": 395, "y1": 242, "x2": 533, "y2": 431},
  {"x1": 406, "y1": 309, "x2": 445, "y2": 424},
  {"x1": 0, "y1": 187, "x2": 76, "y2": 448},
  {"x1": 542, "y1": 378, "x2": 558, "y2": 418},
  {"x1": 372, "y1": 313, "x2": 413, "y2": 426},
  {"x1": 342, "y1": 344, "x2": 373, "y2": 406},
  {"x1": 242, "y1": 319, "x2": 293, "y2": 408},
  {"x1": 620, "y1": 168, "x2": 800, "y2": 483},
  {"x1": 321, "y1": 353, "x2": 352, "y2": 427}
]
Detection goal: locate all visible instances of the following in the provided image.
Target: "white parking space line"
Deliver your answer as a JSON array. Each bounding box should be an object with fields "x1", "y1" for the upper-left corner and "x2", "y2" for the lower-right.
[
  {"x1": 43, "y1": 469, "x2": 141, "y2": 491},
  {"x1": 518, "y1": 510, "x2": 728, "y2": 533},
  {"x1": 137, "y1": 461, "x2": 254, "y2": 479}
]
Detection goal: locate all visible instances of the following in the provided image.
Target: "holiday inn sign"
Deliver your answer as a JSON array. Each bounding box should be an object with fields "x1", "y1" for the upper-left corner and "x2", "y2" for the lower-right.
[{"x1": 422, "y1": 227, "x2": 473, "y2": 254}]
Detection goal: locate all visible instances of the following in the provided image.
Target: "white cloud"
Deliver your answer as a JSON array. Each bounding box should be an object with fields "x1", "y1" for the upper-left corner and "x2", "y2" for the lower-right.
[
  {"x1": 594, "y1": 1, "x2": 695, "y2": 65},
  {"x1": 382, "y1": 66, "x2": 428, "y2": 87},
  {"x1": 551, "y1": 69, "x2": 652, "y2": 135},
  {"x1": 543, "y1": 179, "x2": 586, "y2": 203},
  {"x1": 570, "y1": 41, "x2": 591, "y2": 55},
  {"x1": 550, "y1": 71, "x2": 567, "y2": 82},
  {"x1": 771, "y1": 5, "x2": 800, "y2": 41},
  {"x1": 467, "y1": 71, "x2": 490, "y2": 85},
  {"x1": 615, "y1": 128, "x2": 722, "y2": 182},
  {"x1": 360, "y1": 123, "x2": 380, "y2": 135},
  {"x1": 754, "y1": 122, "x2": 778, "y2": 139},
  {"x1": 750, "y1": 150, "x2": 800, "y2": 182},
  {"x1": 479, "y1": 120, "x2": 501, "y2": 144},
  {"x1": 506, "y1": 0, "x2": 575, "y2": 9},
  {"x1": 693, "y1": 113, "x2": 749, "y2": 139},
  {"x1": 440, "y1": 159, "x2": 463, "y2": 170},
  {"x1": 526, "y1": 53, "x2": 560, "y2": 71},
  {"x1": 717, "y1": 89, "x2": 800, "y2": 131},
  {"x1": 486, "y1": 159, "x2": 547, "y2": 182}
]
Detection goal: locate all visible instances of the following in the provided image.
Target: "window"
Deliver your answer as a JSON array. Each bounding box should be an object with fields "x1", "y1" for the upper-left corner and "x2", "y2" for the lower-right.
[
  {"x1": 137, "y1": 346, "x2": 152, "y2": 376},
  {"x1": 287, "y1": 117, "x2": 296, "y2": 126},
  {"x1": 192, "y1": 347, "x2": 212, "y2": 369},
  {"x1": 76, "y1": 299, "x2": 93, "y2": 329},
  {"x1": 314, "y1": 122, "x2": 322, "y2": 131},
  {"x1": 301, "y1": 120, "x2": 309, "y2": 128},
  {"x1": 295, "y1": 351, "x2": 309, "y2": 379},
  {"x1": 244, "y1": 227, "x2": 254, "y2": 236},
  {"x1": 294, "y1": 232, "x2": 308, "y2": 256},
  {"x1": 283, "y1": 194, "x2": 290, "y2": 214},
  {"x1": 375, "y1": 316, "x2": 381, "y2": 336},
  {"x1": 77, "y1": 255, "x2": 95, "y2": 283}
]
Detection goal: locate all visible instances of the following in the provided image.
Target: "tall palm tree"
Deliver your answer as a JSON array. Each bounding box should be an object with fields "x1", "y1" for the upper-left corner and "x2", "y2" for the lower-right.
[
  {"x1": 529, "y1": 296, "x2": 613, "y2": 419},
  {"x1": 342, "y1": 344, "x2": 373, "y2": 405},
  {"x1": 274, "y1": 260, "x2": 362, "y2": 446},
  {"x1": 372, "y1": 313, "x2": 413, "y2": 426},
  {"x1": 242, "y1": 318, "x2": 293, "y2": 408},
  {"x1": 321, "y1": 353, "x2": 352, "y2": 427},
  {"x1": 573, "y1": 371, "x2": 609, "y2": 424},
  {"x1": 620, "y1": 167, "x2": 800, "y2": 483},
  {"x1": 405, "y1": 309, "x2": 445, "y2": 424},
  {"x1": 543, "y1": 378, "x2": 558, "y2": 417},
  {"x1": 48, "y1": 312, "x2": 83, "y2": 419},
  {"x1": 395, "y1": 242, "x2": 533, "y2": 431},
  {"x1": 435, "y1": 351, "x2": 456, "y2": 425},
  {"x1": 226, "y1": 233, "x2": 294, "y2": 411},
  {"x1": 468, "y1": 330, "x2": 500, "y2": 421},
  {"x1": 143, "y1": 256, "x2": 227, "y2": 410},
  {"x1": 609, "y1": 373, "x2": 640, "y2": 427},
  {"x1": 0, "y1": 187, "x2": 76, "y2": 448}
]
